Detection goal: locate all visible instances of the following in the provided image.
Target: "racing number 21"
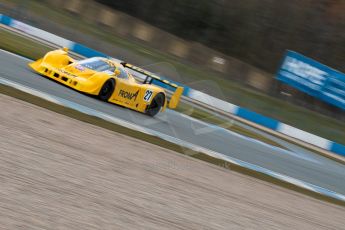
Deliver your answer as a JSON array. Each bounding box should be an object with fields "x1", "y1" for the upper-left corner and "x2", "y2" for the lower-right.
[{"x1": 144, "y1": 90, "x2": 153, "y2": 102}]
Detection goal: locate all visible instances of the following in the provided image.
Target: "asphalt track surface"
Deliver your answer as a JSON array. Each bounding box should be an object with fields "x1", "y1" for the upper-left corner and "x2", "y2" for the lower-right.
[{"x1": 1, "y1": 50, "x2": 345, "y2": 195}]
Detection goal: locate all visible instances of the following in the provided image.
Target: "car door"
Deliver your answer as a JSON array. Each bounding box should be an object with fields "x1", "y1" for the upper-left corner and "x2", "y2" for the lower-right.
[{"x1": 110, "y1": 67, "x2": 144, "y2": 109}]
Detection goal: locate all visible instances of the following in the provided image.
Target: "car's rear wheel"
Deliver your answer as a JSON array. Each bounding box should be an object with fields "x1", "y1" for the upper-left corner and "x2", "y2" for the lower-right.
[
  {"x1": 98, "y1": 79, "x2": 115, "y2": 101},
  {"x1": 146, "y1": 93, "x2": 165, "y2": 117}
]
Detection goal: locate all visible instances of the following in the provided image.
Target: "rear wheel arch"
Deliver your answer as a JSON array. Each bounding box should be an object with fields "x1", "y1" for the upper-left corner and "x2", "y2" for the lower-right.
[{"x1": 145, "y1": 92, "x2": 165, "y2": 117}]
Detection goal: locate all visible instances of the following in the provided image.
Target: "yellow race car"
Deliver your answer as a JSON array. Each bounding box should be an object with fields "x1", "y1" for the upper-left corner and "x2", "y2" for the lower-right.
[{"x1": 29, "y1": 48, "x2": 183, "y2": 116}]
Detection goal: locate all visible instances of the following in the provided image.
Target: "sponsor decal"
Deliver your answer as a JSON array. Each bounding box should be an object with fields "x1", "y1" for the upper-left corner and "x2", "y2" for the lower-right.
[
  {"x1": 50, "y1": 67, "x2": 77, "y2": 78},
  {"x1": 74, "y1": 64, "x2": 85, "y2": 71},
  {"x1": 118, "y1": 89, "x2": 139, "y2": 101},
  {"x1": 59, "y1": 69, "x2": 78, "y2": 78}
]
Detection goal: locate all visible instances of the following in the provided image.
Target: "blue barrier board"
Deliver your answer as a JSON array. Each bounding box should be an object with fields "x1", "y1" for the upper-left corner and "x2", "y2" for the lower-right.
[{"x1": 277, "y1": 51, "x2": 345, "y2": 110}]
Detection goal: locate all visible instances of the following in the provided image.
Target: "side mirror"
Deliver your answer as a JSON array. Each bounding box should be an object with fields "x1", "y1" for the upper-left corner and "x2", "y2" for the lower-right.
[
  {"x1": 114, "y1": 69, "x2": 120, "y2": 76},
  {"x1": 62, "y1": 47, "x2": 69, "y2": 52}
]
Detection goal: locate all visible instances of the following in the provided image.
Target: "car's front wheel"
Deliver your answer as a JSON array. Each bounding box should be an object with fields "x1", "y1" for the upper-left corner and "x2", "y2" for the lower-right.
[
  {"x1": 98, "y1": 79, "x2": 115, "y2": 101},
  {"x1": 146, "y1": 93, "x2": 165, "y2": 117}
]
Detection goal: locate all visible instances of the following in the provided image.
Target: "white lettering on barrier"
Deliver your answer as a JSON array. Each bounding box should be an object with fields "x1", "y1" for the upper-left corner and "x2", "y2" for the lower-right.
[
  {"x1": 322, "y1": 92, "x2": 345, "y2": 104},
  {"x1": 282, "y1": 57, "x2": 328, "y2": 86},
  {"x1": 325, "y1": 78, "x2": 345, "y2": 97},
  {"x1": 280, "y1": 70, "x2": 322, "y2": 90}
]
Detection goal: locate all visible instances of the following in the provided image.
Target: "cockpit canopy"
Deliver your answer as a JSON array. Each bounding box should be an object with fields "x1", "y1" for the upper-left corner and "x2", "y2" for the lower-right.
[
  {"x1": 77, "y1": 57, "x2": 129, "y2": 79},
  {"x1": 78, "y1": 57, "x2": 114, "y2": 72}
]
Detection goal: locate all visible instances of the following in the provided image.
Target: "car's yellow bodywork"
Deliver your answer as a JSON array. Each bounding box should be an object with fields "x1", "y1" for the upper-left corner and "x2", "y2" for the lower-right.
[{"x1": 29, "y1": 48, "x2": 183, "y2": 116}]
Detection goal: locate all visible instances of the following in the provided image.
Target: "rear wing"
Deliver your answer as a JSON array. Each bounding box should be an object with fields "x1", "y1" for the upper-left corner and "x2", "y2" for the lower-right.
[{"x1": 121, "y1": 62, "x2": 184, "y2": 109}]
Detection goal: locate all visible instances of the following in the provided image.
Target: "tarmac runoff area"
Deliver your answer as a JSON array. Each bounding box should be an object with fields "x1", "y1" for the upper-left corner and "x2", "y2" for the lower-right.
[{"x1": 0, "y1": 94, "x2": 345, "y2": 229}]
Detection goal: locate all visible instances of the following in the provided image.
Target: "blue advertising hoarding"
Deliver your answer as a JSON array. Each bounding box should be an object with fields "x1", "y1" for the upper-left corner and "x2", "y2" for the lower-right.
[{"x1": 276, "y1": 51, "x2": 345, "y2": 110}]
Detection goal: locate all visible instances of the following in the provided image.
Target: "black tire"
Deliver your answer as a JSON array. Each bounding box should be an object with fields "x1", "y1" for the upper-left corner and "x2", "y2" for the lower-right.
[
  {"x1": 98, "y1": 79, "x2": 115, "y2": 101},
  {"x1": 146, "y1": 93, "x2": 165, "y2": 117}
]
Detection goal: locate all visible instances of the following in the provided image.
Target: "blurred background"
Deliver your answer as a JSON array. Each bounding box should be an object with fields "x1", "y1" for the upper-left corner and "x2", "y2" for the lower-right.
[
  {"x1": 0, "y1": 0, "x2": 344, "y2": 142},
  {"x1": 97, "y1": 0, "x2": 345, "y2": 73}
]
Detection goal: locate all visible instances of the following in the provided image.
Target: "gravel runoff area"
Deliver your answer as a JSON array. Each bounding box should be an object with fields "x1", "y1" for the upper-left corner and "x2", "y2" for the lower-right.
[{"x1": 0, "y1": 93, "x2": 344, "y2": 230}]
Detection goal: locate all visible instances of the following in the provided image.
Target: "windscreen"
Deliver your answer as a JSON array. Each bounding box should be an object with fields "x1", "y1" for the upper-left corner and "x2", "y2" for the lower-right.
[{"x1": 78, "y1": 57, "x2": 114, "y2": 72}]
